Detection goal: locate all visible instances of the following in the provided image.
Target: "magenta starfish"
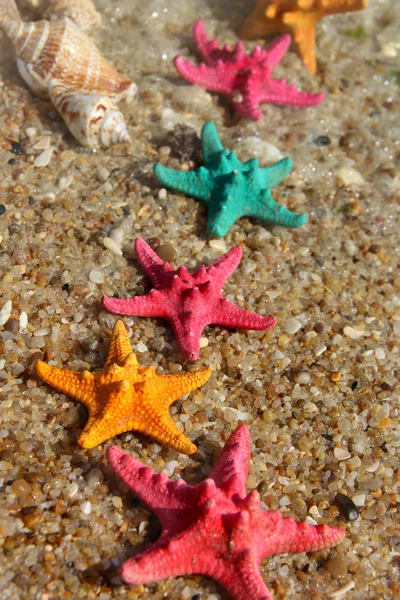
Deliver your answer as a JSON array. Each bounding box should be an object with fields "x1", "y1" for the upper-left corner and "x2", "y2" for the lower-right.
[
  {"x1": 174, "y1": 20, "x2": 324, "y2": 120},
  {"x1": 103, "y1": 237, "x2": 275, "y2": 361},
  {"x1": 107, "y1": 425, "x2": 346, "y2": 600}
]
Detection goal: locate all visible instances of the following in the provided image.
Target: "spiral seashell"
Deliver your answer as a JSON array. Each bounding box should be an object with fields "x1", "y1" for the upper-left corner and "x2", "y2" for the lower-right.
[
  {"x1": 52, "y1": 91, "x2": 132, "y2": 148},
  {"x1": 2, "y1": 16, "x2": 137, "y2": 147},
  {"x1": 25, "y1": 0, "x2": 101, "y2": 31},
  {"x1": 0, "y1": 0, "x2": 20, "y2": 24}
]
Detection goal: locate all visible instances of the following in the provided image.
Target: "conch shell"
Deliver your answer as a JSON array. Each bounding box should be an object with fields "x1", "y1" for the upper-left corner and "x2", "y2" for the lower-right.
[
  {"x1": 25, "y1": 0, "x2": 101, "y2": 31},
  {"x1": 2, "y1": 10, "x2": 136, "y2": 148}
]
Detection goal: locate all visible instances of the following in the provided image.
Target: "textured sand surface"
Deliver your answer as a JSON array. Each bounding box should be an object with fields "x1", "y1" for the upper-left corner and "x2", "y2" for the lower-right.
[{"x1": 0, "y1": 1, "x2": 399, "y2": 599}]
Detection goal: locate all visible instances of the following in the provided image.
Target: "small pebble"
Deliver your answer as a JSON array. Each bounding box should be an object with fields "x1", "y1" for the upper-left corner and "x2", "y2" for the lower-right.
[
  {"x1": 156, "y1": 243, "x2": 177, "y2": 262},
  {"x1": 158, "y1": 188, "x2": 167, "y2": 200},
  {"x1": 4, "y1": 318, "x2": 19, "y2": 334},
  {"x1": 343, "y1": 326, "x2": 369, "y2": 339},
  {"x1": 313, "y1": 322, "x2": 324, "y2": 334},
  {"x1": 335, "y1": 165, "x2": 365, "y2": 186},
  {"x1": 314, "y1": 135, "x2": 331, "y2": 146},
  {"x1": 199, "y1": 337, "x2": 209, "y2": 348},
  {"x1": 33, "y1": 147, "x2": 54, "y2": 167},
  {"x1": 80, "y1": 501, "x2": 91, "y2": 515},
  {"x1": 19, "y1": 311, "x2": 28, "y2": 330},
  {"x1": 325, "y1": 555, "x2": 348, "y2": 578},
  {"x1": 327, "y1": 581, "x2": 356, "y2": 598},
  {"x1": 352, "y1": 493, "x2": 366, "y2": 507},
  {"x1": 103, "y1": 237, "x2": 123, "y2": 256},
  {"x1": 0, "y1": 300, "x2": 12, "y2": 325},
  {"x1": 334, "y1": 493, "x2": 359, "y2": 521},
  {"x1": 209, "y1": 239, "x2": 227, "y2": 252},
  {"x1": 11, "y1": 479, "x2": 32, "y2": 497},
  {"x1": 334, "y1": 447, "x2": 351, "y2": 461},
  {"x1": 31, "y1": 136, "x2": 51, "y2": 151},
  {"x1": 89, "y1": 270, "x2": 104, "y2": 284},
  {"x1": 0, "y1": 204, "x2": 6, "y2": 216},
  {"x1": 148, "y1": 237, "x2": 160, "y2": 250},
  {"x1": 86, "y1": 469, "x2": 104, "y2": 487},
  {"x1": 293, "y1": 371, "x2": 311, "y2": 384},
  {"x1": 11, "y1": 141, "x2": 23, "y2": 155},
  {"x1": 284, "y1": 318, "x2": 302, "y2": 335}
]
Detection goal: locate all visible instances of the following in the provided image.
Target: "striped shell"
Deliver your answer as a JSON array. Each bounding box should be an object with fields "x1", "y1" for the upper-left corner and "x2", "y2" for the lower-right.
[
  {"x1": 2, "y1": 17, "x2": 136, "y2": 147},
  {"x1": 27, "y1": 0, "x2": 101, "y2": 31}
]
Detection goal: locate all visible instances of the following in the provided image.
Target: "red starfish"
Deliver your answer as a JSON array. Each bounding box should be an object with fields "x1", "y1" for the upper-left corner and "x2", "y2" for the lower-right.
[
  {"x1": 107, "y1": 425, "x2": 346, "y2": 600},
  {"x1": 103, "y1": 237, "x2": 275, "y2": 361},
  {"x1": 174, "y1": 20, "x2": 324, "y2": 120}
]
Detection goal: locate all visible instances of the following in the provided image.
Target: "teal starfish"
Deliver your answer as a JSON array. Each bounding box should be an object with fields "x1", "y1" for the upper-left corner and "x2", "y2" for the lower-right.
[{"x1": 154, "y1": 121, "x2": 306, "y2": 238}]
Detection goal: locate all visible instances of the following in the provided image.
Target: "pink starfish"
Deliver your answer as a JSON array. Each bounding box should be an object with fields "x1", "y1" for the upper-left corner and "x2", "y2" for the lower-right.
[
  {"x1": 103, "y1": 237, "x2": 275, "y2": 361},
  {"x1": 174, "y1": 20, "x2": 324, "y2": 120},
  {"x1": 108, "y1": 425, "x2": 346, "y2": 600}
]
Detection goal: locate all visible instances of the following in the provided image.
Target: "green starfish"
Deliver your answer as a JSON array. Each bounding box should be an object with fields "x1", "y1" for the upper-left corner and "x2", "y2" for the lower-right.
[{"x1": 154, "y1": 121, "x2": 307, "y2": 238}]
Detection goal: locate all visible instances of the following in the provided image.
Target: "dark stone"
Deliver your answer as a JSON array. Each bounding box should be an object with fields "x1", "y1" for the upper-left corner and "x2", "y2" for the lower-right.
[
  {"x1": 0, "y1": 204, "x2": 6, "y2": 216},
  {"x1": 8, "y1": 158, "x2": 16, "y2": 165},
  {"x1": 334, "y1": 493, "x2": 359, "y2": 521},
  {"x1": 314, "y1": 135, "x2": 331, "y2": 146},
  {"x1": 28, "y1": 196, "x2": 36, "y2": 205},
  {"x1": 62, "y1": 283, "x2": 71, "y2": 294},
  {"x1": 351, "y1": 381, "x2": 358, "y2": 390},
  {"x1": 11, "y1": 141, "x2": 23, "y2": 155}
]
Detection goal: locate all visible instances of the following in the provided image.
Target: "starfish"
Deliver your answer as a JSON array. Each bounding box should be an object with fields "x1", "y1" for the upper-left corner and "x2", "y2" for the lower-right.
[
  {"x1": 107, "y1": 424, "x2": 346, "y2": 600},
  {"x1": 35, "y1": 320, "x2": 211, "y2": 453},
  {"x1": 238, "y1": 0, "x2": 368, "y2": 74},
  {"x1": 154, "y1": 121, "x2": 306, "y2": 237},
  {"x1": 174, "y1": 20, "x2": 323, "y2": 120},
  {"x1": 103, "y1": 238, "x2": 276, "y2": 361}
]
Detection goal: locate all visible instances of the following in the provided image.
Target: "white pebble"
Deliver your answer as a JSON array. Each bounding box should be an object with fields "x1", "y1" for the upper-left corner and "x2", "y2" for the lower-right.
[
  {"x1": 352, "y1": 493, "x2": 366, "y2": 507},
  {"x1": 97, "y1": 167, "x2": 110, "y2": 182},
  {"x1": 136, "y1": 341, "x2": 148, "y2": 353},
  {"x1": 58, "y1": 174, "x2": 73, "y2": 190},
  {"x1": 25, "y1": 127, "x2": 37, "y2": 137},
  {"x1": 34, "y1": 327, "x2": 51, "y2": 336},
  {"x1": 66, "y1": 482, "x2": 79, "y2": 498},
  {"x1": 284, "y1": 317, "x2": 302, "y2": 334},
  {"x1": 393, "y1": 322, "x2": 400, "y2": 336},
  {"x1": 334, "y1": 447, "x2": 351, "y2": 460},
  {"x1": 209, "y1": 239, "x2": 227, "y2": 252},
  {"x1": 343, "y1": 326, "x2": 369, "y2": 339},
  {"x1": 314, "y1": 345, "x2": 327, "y2": 357},
  {"x1": 0, "y1": 359, "x2": 5, "y2": 370},
  {"x1": 343, "y1": 239, "x2": 357, "y2": 256},
  {"x1": 103, "y1": 237, "x2": 123, "y2": 256},
  {"x1": 0, "y1": 300, "x2": 12, "y2": 325},
  {"x1": 80, "y1": 501, "x2": 91, "y2": 515},
  {"x1": 31, "y1": 136, "x2": 51, "y2": 150},
  {"x1": 305, "y1": 516, "x2": 318, "y2": 526},
  {"x1": 89, "y1": 270, "x2": 104, "y2": 284},
  {"x1": 279, "y1": 495, "x2": 291, "y2": 506},
  {"x1": 109, "y1": 227, "x2": 124, "y2": 248},
  {"x1": 33, "y1": 146, "x2": 54, "y2": 167},
  {"x1": 164, "y1": 460, "x2": 179, "y2": 477},
  {"x1": 308, "y1": 505, "x2": 319, "y2": 515},
  {"x1": 158, "y1": 188, "x2": 167, "y2": 200},
  {"x1": 240, "y1": 136, "x2": 284, "y2": 163},
  {"x1": 138, "y1": 520, "x2": 149, "y2": 535},
  {"x1": 19, "y1": 311, "x2": 28, "y2": 331},
  {"x1": 375, "y1": 348, "x2": 386, "y2": 360},
  {"x1": 199, "y1": 337, "x2": 209, "y2": 348},
  {"x1": 335, "y1": 165, "x2": 365, "y2": 186}
]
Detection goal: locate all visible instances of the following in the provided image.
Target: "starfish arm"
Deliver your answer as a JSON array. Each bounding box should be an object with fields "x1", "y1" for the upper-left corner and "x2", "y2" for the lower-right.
[
  {"x1": 135, "y1": 403, "x2": 197, "y2": 455},
  {"x1": 259, "y1": 512, "x2": 346, "y2": 558},
  {"x1": 36, "y1": 361, "x2": 95, "y2": 406},
  {"x1": 206, "y1": 200, "x2": 242, "y2": 238},
  {"x1": 206, "y1": 246, "x2": 243, "y2": 288},
  {"x1": 259, "y1": 157, "x2": 292, "y2": 187},
  {"x1": 150, "y1": 369, "x2": 212, "y2": 405},
  {"x1": 259, "y1": 77, "x2": 324, "y2": 106},
  {"x1": 249, "y1": 192, "x2": 307, "y2": 228},
  {"x1": 103, "y1": 290, "x2": 171, "y2": 320},
  {"x1": 212, "y1": 298, "x2": 276, "y2": 331},
  {"x1": 104, "y1": 320, "x2": 135, "y2": 367},
  {"x1": 107, "y1": 446, "x2": 197, "y2": 513},
  {"x1": 174, "y1": 56, "x2": 236, "y2": 96},
  {"x1": 210, "y1": 555, "x2": 274, "y2": 600},
  {"x1": 134, "y1": 237, "x2": 175, "y2": 289},
  {"x1": 263, "y1": 34, "x2": 291, "y2": 69},
  {"x1": 154, "y1": 162, "x2": 213, "y2": 203},
  {"x1": 209, "y1": 424, "x2": 251, "y2": 497},
  {"x1": 201, "y1": 121, "x2": 224, "y2": 162},
  {"x1": 167, "y1": 313, "x2": 208, "y2": 361},
  {"x1": 232, "y1": 87, "x2": 263, "y2": 121},
  {"x1": 193, "y1": 20, "x2": 247, "y2": 67},
  {"x1": 119, "y1": 535, "x2": 194, "y2": 585}
]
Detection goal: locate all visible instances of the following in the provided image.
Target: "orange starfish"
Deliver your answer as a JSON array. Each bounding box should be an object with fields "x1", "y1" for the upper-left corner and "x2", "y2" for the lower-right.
[
  {"x1": 36, "y1": 321, "x2": 211, "y2": 454},
  {"x1": 238, "y1": 0, "x2": 368, "y2": 73}
]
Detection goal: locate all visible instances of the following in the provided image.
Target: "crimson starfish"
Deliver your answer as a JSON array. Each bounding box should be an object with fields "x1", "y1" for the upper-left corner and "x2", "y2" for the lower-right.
[
  {"x1": 108, "y1": 425, "x2": 346, "y2": 600},
  {"x1": 174, "y1": 20, "x2": 323, "y2": 120},
  {"x1": 103, "y1": 237, "x2": 275, "y2": 361}
]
